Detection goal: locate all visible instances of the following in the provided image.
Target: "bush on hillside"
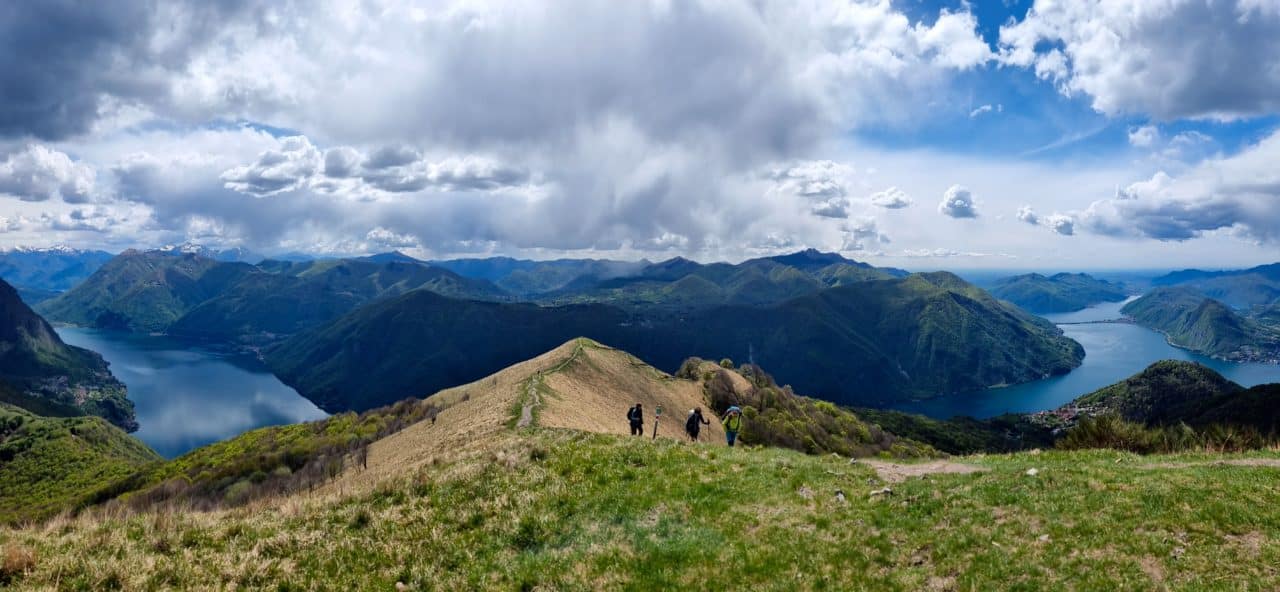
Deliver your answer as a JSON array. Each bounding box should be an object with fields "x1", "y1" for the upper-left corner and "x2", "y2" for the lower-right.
[
  {"x1": 89, "y1": 398, "x2": 441, "y2": 513},
  {"x1": 1057, "y1": 414, "x2": 1275, "y2": 454},
  {"x1": 683, "y1": 358, "x2": 933, "y2": 458}
]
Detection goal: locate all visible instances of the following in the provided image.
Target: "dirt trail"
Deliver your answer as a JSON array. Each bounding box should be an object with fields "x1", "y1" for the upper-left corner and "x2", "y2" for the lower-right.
[
  {"x1": 517, "y1": 376, "x2": 542, "y2": 428},
  {"x1": 863, "y1": 460, "x2": 988, "y2": 483}
]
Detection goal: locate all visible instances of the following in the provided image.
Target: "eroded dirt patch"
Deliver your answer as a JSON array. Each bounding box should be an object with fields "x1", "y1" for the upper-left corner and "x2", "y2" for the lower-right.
[{"x1": 863, "y1": 460, "x2": 988, "y2": 483}]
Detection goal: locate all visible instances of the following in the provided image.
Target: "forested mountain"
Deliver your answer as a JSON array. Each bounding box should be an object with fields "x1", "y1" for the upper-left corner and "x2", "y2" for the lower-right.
[
  {"x1": 38, "y1": 250, "x2": 508, "y2": 340},
  {"x1": 169, "y1": 257, "x2": 508, "y2": 341},
  {"x1": 1122, "y1": 288, "x2": 1280, "y2": 361},
  {"x1": 990, "y1": 272, "x2": 1128, "y2": 313},
  {"x1": 38, "y1": 250, "x2": 259, "y2": 333},
  {"x1": 0, "y1": 279, "x2": 134, "y2": 430},
  {"x1": 265, "y1": 271, "x2": 1083, "y2": 412}
]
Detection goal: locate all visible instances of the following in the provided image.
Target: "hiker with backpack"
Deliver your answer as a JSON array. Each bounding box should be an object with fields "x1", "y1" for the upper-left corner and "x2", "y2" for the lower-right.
[
  {"x1": 627, "y1": 403, "x2": 644, "y2": 436},
  {"x1": 685, "y1": 407, "x2": 710, "y2": 442},
  {"x1": 722, "y1": 406, "x2": 743, "y2": 447}
]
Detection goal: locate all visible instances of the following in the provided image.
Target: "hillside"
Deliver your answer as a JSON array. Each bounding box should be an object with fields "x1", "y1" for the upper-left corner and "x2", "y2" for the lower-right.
[
  {"x1": 1152, "y1": 262, "x2": 1280, "y2": 309},
  {"x1": 38, "y1": 250, "x2": 257, "y2": 333},
  {"x1": 0, "y1": 247, "x2": 114, "y2": 294},
  {"x1": 168, "y1": 258, "x2": 507, "y2": 341},
  {"x1": 1122, "y1": 288, "x2": 1280, "y2": 361},
  {"x1": 430, "y1": 256, "x2": 648, "y2": 297},
  {"x1": 1053, "y1": 361, "x2": 1280, "y2": 434},
  {"x1": 6, "y1": 428, "x2": 1280, "y2": 588},
  {"x1": 990, "y1": 272, "x2": 1128, "y2": 313},
  {"x1": 0, "y1": 279, "x2": 134, "y2": 430},
  {"x1": 0, "y1": 339, "x2": 926, "y2": 524},
  {"x1": 39, "y1": 250, "x2": 508, "y2": 341},
  {"x1": 539, "y1": 249, "x2": 904, "y2": 310},
  {"x1": 266, "y1": 272, "x2": 1083, "y2": 412},
  {"x1": 0, "y1": 403, "x2": 158, "y2": 524}
]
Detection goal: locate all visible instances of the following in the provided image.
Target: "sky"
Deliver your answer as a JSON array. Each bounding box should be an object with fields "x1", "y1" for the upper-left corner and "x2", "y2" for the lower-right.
[{"x1": 1, "y1": 0, "x2": 1279, "y2": 270}]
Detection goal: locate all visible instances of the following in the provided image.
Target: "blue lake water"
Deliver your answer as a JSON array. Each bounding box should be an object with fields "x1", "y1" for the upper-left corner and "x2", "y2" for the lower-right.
[
  {"x1": 890, "y1": 298, "x2": 1280, "y2": 419},
  {"x1": 57, "y1": 327, "x2": 327, "y2": 458}
]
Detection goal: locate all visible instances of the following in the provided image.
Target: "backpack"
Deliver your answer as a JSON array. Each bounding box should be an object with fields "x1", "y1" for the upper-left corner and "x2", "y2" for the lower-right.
[{"x1": 685, "y1": 412, "x2": 699, "y2": 433}]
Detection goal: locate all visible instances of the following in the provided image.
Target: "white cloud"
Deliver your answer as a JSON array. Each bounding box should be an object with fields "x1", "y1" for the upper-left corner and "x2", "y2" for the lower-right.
[
  {"x1": 999, "y1": 0, "x2": 1280, "y2": 119},
  {"x1": 968, "y1": 104, "x2": 1002, "y2": 118},
  {"x1": 365, "y1": 226, "x2": 420, "y2": 250},
  {"x1": 1016, "y1": 205, "x2": 1039, "y2": 225},
  {"x1": 839, "y1": 216, "x2": 888, "y2": 251},
  {"x1": 1128, "y1": 125, "x2": 1159, "y2": 148},
  {"x1": 220, "y1": 136, "x2": 322, "y2": 197},
  {"x1": 938, "y1": 185, "x2": 978, "y2": 218},
  {"x1": 869, "y1": 186, "x2": 912, "y2": 209},
  {"x1": 1043, "y1": 213, "x2": 1075, "y2": 236},
  {"x1": 0, "y1": 145, "x2": 98, "y2": 203},
  {"x1": 1079, "y1": 128, "x2": 1280, "y2": 242}
]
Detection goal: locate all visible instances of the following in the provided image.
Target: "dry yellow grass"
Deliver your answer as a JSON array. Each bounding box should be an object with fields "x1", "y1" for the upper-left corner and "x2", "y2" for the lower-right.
[{"x1": 328, "y1": 338, "x2": 720, "y2": 493}]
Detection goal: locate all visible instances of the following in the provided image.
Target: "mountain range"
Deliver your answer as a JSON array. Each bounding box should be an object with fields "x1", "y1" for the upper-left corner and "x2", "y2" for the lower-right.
[
  {"x1": 0, "y1": 246, "x2": 114, "y2": 304},
  {"x1": 0, "y1": 278, "x2": 134, "y2": 430},
  {"x1": 265, "y1": 271, "x2": 1083, "y2": 412},
  {"x1": 988, "y1": 272, "x2": 1128, "y2": 313},
  {"x1": 1151, "y1": 262, "x2": 1280, "y2": 309}
]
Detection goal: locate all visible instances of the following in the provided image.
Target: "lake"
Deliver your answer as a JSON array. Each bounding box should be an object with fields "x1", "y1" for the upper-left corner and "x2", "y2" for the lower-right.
[
  {"x1": 57, "y1": 327, "x2": 328, "y2": 458},
  {"x1": 890, "y1": 298, "x2": 1280, "y2": 419}
]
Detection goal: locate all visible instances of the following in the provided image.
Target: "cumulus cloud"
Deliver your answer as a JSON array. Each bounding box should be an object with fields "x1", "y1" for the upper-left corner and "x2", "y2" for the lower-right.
[
  {"x1": 938, "y1": 185, "x2": 978, "y2": 218},
  {"x1": 1016, "y1": 205, "x2": 1039, "y2": 225},
  {"x1": 0, "y1": 145, "x2": 98, "y2": 203},
  {"x1": 840, "y1": 216, "x2": 889, "y2": 252},
  {"x1": 1079, "y1": 128, "x2": 1280, "y2": 242},
  {"x1": 220, "y1": 136, "x2": 322, "y2": 197},
  {"x1": 365, "y1": 226, "x2": 420, "y2": 250},
  {"x1": 999, "y1": 0, "x2": 1280, "y2": 119},
  {"x1": 869, "y1": 186, "x2": 912, "y2": 209},
  {"x1": 1128, "y1": 125, "x2": 1159, "y2": 148},
  {"x1": 1043, "y1": 214, "x2": 1075, "y2": 236},
  {"x1": 0, "y1": 1, "x2": 1000, "y2": 256}
]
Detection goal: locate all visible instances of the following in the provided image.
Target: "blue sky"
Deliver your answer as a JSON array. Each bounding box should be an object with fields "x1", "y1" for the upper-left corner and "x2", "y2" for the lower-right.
[{"x1": 1, "y1": 0, "x2": 1279, "y2": 270}]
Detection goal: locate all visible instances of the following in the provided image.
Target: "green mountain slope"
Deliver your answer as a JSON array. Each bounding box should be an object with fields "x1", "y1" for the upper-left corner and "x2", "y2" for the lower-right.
[
  {"x1": 37, "y1": 250, "x2": 257, "y2": 333},
  {"x1": 0, "y1": 403, "x2": 157, "y2": 523},
  {"x1": 0, "y1": 279, "x2": 134, "y2": 430},
  {"x1": 990, "y1": 272, "x2": 1128, "y2": 313},
  {"x1": 168, "y1": 258, "x2": 508, "y2": 341},
  {"x1": 1069, "y1": 360, "x2": 1246, "y2": 425},
  {"x1": 1122, "y1": 288, "x2": 1280, "y2": 361},
  {"x1": 266, "y1": 272, "x2": 1083, "y2": 412}
]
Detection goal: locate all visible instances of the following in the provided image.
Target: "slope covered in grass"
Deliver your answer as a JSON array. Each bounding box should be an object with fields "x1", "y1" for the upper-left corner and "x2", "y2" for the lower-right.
[
  {"x1": 3, "y1": 430, "x2": 1280, "y2": 590},
  {"x1": 0, "y1": 404, "x2": 158, "y2": 524}
]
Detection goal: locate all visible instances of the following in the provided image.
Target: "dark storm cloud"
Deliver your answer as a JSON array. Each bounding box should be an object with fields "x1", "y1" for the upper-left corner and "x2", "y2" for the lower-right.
[{"x1": 0, "y1": 0, "x2": 256, "y2": 140}]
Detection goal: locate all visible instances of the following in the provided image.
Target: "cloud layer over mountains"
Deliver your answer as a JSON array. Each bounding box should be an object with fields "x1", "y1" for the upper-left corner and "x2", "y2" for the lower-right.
[{"x1": 0, "y1": 0, "x2": 1278, "y2": 265}]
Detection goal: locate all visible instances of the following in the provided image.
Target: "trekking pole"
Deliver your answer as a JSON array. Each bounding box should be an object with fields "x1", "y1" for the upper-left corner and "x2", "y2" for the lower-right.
[{"x1": 651, "y1": 405, "x2": 663, "y2": 440}]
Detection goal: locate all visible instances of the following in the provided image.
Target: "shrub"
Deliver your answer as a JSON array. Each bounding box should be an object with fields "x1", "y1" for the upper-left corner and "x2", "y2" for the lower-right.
[
  {"x1": 1, "y1": 544, "x2": 36, "y2": 585},
  {"x1": 719, "y1": 358, "x2": 734, "y2": 369}
]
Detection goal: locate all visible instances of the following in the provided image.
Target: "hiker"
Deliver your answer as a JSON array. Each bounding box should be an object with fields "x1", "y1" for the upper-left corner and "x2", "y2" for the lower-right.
[
  {"x1": 685, "y1": 407, "x2": 710, "y2": 442},
  {"x1": 627, "y1": 403, "x2": 644, "y2": 436},
  {"x1": 722, "y1": 406, "x2": 743, "y2": 447}
]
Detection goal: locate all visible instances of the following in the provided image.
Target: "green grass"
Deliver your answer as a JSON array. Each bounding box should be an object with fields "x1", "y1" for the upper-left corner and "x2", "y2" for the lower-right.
[
  {"x1": 4, "y1": 429, "x2": 1280, "y2": 589},
  {"x1": 0, "y1": 405, "x2": 158, "y2": 524}
]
